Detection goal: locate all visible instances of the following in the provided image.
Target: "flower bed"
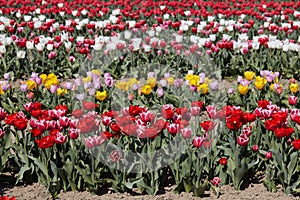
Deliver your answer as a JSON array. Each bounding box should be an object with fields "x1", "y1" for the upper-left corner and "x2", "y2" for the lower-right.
[{"x1": 0, "y1": 0, "x2": 300, "y2": 199}]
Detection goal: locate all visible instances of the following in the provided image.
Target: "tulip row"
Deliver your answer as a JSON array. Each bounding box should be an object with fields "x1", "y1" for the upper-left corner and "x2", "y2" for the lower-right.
[
  {"x1": 1, "y1": 1, "x2": 300, "y2": 78},
  {"x1": 0, "y1": 80, "x2": 300, "y2": 196}
]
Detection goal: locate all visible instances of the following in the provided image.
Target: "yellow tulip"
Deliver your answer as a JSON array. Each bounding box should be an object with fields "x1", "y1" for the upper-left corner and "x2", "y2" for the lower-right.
[
  {"x1": 254, "y1": 76, "x2": 266, "y2": 90},
  {"x1": 115, "y1": 81, "x2": 129, "y2": 91},
  {"x1": 185, "y1": 74, "x2": 194, "y2": 81},
  {"x1": 91, "y1": 69, "x2": 101, "y2": 76},
  {"x1": 147, "y1": 78, "x2": 157, "y2": 88},
  {"x1": 0, "y1": 86, "x2": 4, "y2": 94},
  {"x1": 189, "y1": 78, "x2": 199, "y2": 87},
  {"x1": 44, "y1": 74, "x2": 59, "y2": 89},
  {"x1": 95, "y1": 90, "x2": 107, "y2": 101},
  {"x1": 39, "y1": 74, "x2": 47, "y2": 83},
  {"x1": 57, "y1": 88, "x2": 67, "y2": 96},
  {"x1": 25, "y1": 80, "x2": 37, "y2": 90},
  {"x1": 290, "y1": 83, "x2": 299, "y2": 93},
  {"x1": 197, "y1": 83, "x2": 209, "y2": 94},
  {"x1": 244, "y1": 71, "x2": 255, "y2": 81},
  {"x1": 128, "y1": 78, "x2": 138, "y2": 86},
  {"x1": 238, "y1": 84, "x2": 249, "y2": 95},
  {"x1": 167, "y1": 77, "x2": 174, "y2": 85},
  {"x1": 82, "y1": 76, "x2": 92, "y2": 83},
  {"x1": 141, "y1": 84, "x2": 152, "y2": 95}
]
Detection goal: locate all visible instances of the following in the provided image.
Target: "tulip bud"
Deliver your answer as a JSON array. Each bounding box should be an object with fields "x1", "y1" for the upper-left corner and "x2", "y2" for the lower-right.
[
  {"x1": 252, "y1": 145, "x2": 259, "y2": 152},
  {"x1": 266, "y1": 151, "x2": 272, "y2": 159}
]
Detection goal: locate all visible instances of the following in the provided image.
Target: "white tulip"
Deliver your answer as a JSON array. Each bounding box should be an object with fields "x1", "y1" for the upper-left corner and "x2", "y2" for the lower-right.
[
  {"x1": 92, "y1": 43, "x2": 103, "y2": 51},
  {"x1": 72, "y1": 10, "x2": 78, "y2": 16},
  {"x1": 0, "y1": 45, "x2": 6, "y2": 54},
  {"x1": 24, "y1": 15, "x2": 32, "y2": 22},
  {"x1": 81, "y1": 9, "x2": 87, "y2": 16},
  {"x1": 17, "y1": 50, "x2": 26, "y2": 59},
  {"x1": 112, "y1": 9, "x2": 120, "y2": 16},
  {"x1": 64, "y1": 41, "x2": 71, "y2": 50},
  {"x1": 26, "y1": 41, "x2": 34, "y2": 50},
  {"x1": 47, "y1": 44, "x2": 53, "y2": 51},
  {"x1": 209, "y1": 34, "x2": 216, "y2": 42}
]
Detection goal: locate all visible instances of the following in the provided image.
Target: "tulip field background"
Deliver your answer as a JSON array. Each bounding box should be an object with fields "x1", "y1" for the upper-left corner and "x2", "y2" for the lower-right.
[{"x1": 1, "y1": 0, "x2": 300, "y2": 199}]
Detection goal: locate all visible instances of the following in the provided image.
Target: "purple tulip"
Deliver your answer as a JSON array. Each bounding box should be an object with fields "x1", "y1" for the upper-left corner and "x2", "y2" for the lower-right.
[{"x1": 20, "y1": 84, "x2": 28, "y2": 92}]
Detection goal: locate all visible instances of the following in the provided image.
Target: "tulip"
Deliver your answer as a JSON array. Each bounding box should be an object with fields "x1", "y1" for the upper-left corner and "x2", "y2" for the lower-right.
[
  {"x1": 193, "y1": 136, "x2": 204, "y2": 148},
  {"x1": 252, "y1": 145, "x2": 259, "y2": 152},
  {"x1": 266, "y1": 151, "x2": 272, "y2": 159}
]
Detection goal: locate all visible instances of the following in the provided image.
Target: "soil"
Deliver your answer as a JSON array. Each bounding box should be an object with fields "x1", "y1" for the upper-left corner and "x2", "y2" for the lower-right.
[{"x1": 1, "y1": 173, "x2": 300, "y2": 200}]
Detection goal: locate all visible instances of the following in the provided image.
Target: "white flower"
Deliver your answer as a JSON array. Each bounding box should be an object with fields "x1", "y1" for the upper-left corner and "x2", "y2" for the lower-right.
[
  {"x1": 26, "y1": 41, "x2": 34, "y2": 49},
  {"x1": 218, "y1": 26, "x2": 224, "y2": 32},
  {"x1": 160, "y1": 6, "x2": 166, "y2": 10},
  {"x1": 15, "y1": 12, "x2": 21, "y2": 18},
  {"x1": 148, "y1": 30, "x2": 155, "y2": 37},
  {"x1": 76, "y1": 36, "x2": 84, "y2": 43},
  {"x1": 24, "y1": 15, "x2": 32, "y2": 22},
  {"x1": 294, "y1": 11, "x2": 300, "y2": 17},
  {"x1": 220, "y1": 19, "x2": 225, "y2": 26},
  {"x1": 5, "y1": 37, "x2": 12, "y2": 45},
  {"x1": 47, "y1": 44, "x2": 53, "y2": 51},
  {"x1": 131, "y1": 38, "x2": 142, "y2": 51},
  {"x1": 175, "y1": 34, "x2": 183, "y2": 43},
  {"x1": 106, "y1": 42, "x2": 116, "y2": 51},
  {"x1": 112, "y1": 9, "x2": 120, "y2": 16},
  {"x1": 184, "y1": 10, "x2": 191, "y2": 16},
  {"x1": 155, "y1": 26, "x2": 162, "y2": 33},
  {"x1": 190, "y1": 35, "x2": 199, "y2": 44},
  {"x1": 124, "y1": 30, "x2": 132, "y2": 40},
  {"x1": 109, "y1": 15, "x2": 118, "y2": 24},
  {"x1": 34, "y1": 21, "x2": 42, "y2": 29},
  {"x1": 0, "y1": 45, "x2": 6, "y2": 54},
  {"x1": 39, "y1": 15, "x2": 46, "y2": 21},
  {"x1": 64, "y1": 41, "x2": 71, "y2": 50},
  {"x1": 0, "y1": 24, "x2": 4, "y2": 31},
  {"x1": 143, "y1": 44, "x2": 151, "y2": 52},
  {"x1": 238, "y1": 33, "x2": 248, "y2": 42},
  {"x1": 58, "y1": 3, "x2": 64, "y2": 8},
  {"x1": 264, "y1": 22, "x2": 270, "y2": 28},
  {"x1": 227, "y1": 25, "x2": 234, "y2": 32},
  {"x1": 72, "y1": 10, "x2": 78, "y2": 16},
  {"x1": 81, "y1": 9, "x2": 88, "y2": 16},
  {"x1": 35, "y1": 43, "x2": 45, "y2": 51},
  {"x1": 209, "y1": 34, "x2": 216, "y2": 42},
  {"x1": 208, "y1": 16, "x2": 215, "y2": 22},
  {"x1": 35, "y1": 8, "x2": 41, "y2": 14},
  {"x1": 17, "y1": 50, "x2": 26, "y2": 59},
  {"x1": 128, "y1": 21, "x2": 136, "y2": 28},
  {"x1": 163, "y1": 14, "x2": 169, "y2": 20},
  {"x1": 59, "y1": 12, "x2": 65, "y2": 17},
  {"x1": 92, "y1": 43, "x2": 103, "y2": 51},
  {"x1": 223, "y1": 34, "x2": 231, "y2": 41},
  {"x1": 76, "y1": 24, "x2": 83, "y2": 30},
  {"x1": 252, "y1": 42, "x2": 260, "y2": 50}
]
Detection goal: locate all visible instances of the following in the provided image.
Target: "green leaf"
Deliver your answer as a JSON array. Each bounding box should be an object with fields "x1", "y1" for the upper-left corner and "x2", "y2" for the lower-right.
[
  {"x1": 124, "y1": 177, "x2": 144, "y2": 189},
  {"x1": 16, "y1": 165, "x2": 31, "y2": 183},
  {"x1": 287, "y1": 152, "x2": 298, "y2": 184},
  {"x1": 74, "y1": 165, "x2": 94, "y2": 185},
  {"x1": 28, "y1": 156, "x2": 50, "y2": 181}
]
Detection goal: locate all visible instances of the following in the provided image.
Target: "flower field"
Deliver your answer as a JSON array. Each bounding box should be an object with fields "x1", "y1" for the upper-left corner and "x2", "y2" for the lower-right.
[{"x1": 1, "y1": 0, "x2": 300, "y2": 199}]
